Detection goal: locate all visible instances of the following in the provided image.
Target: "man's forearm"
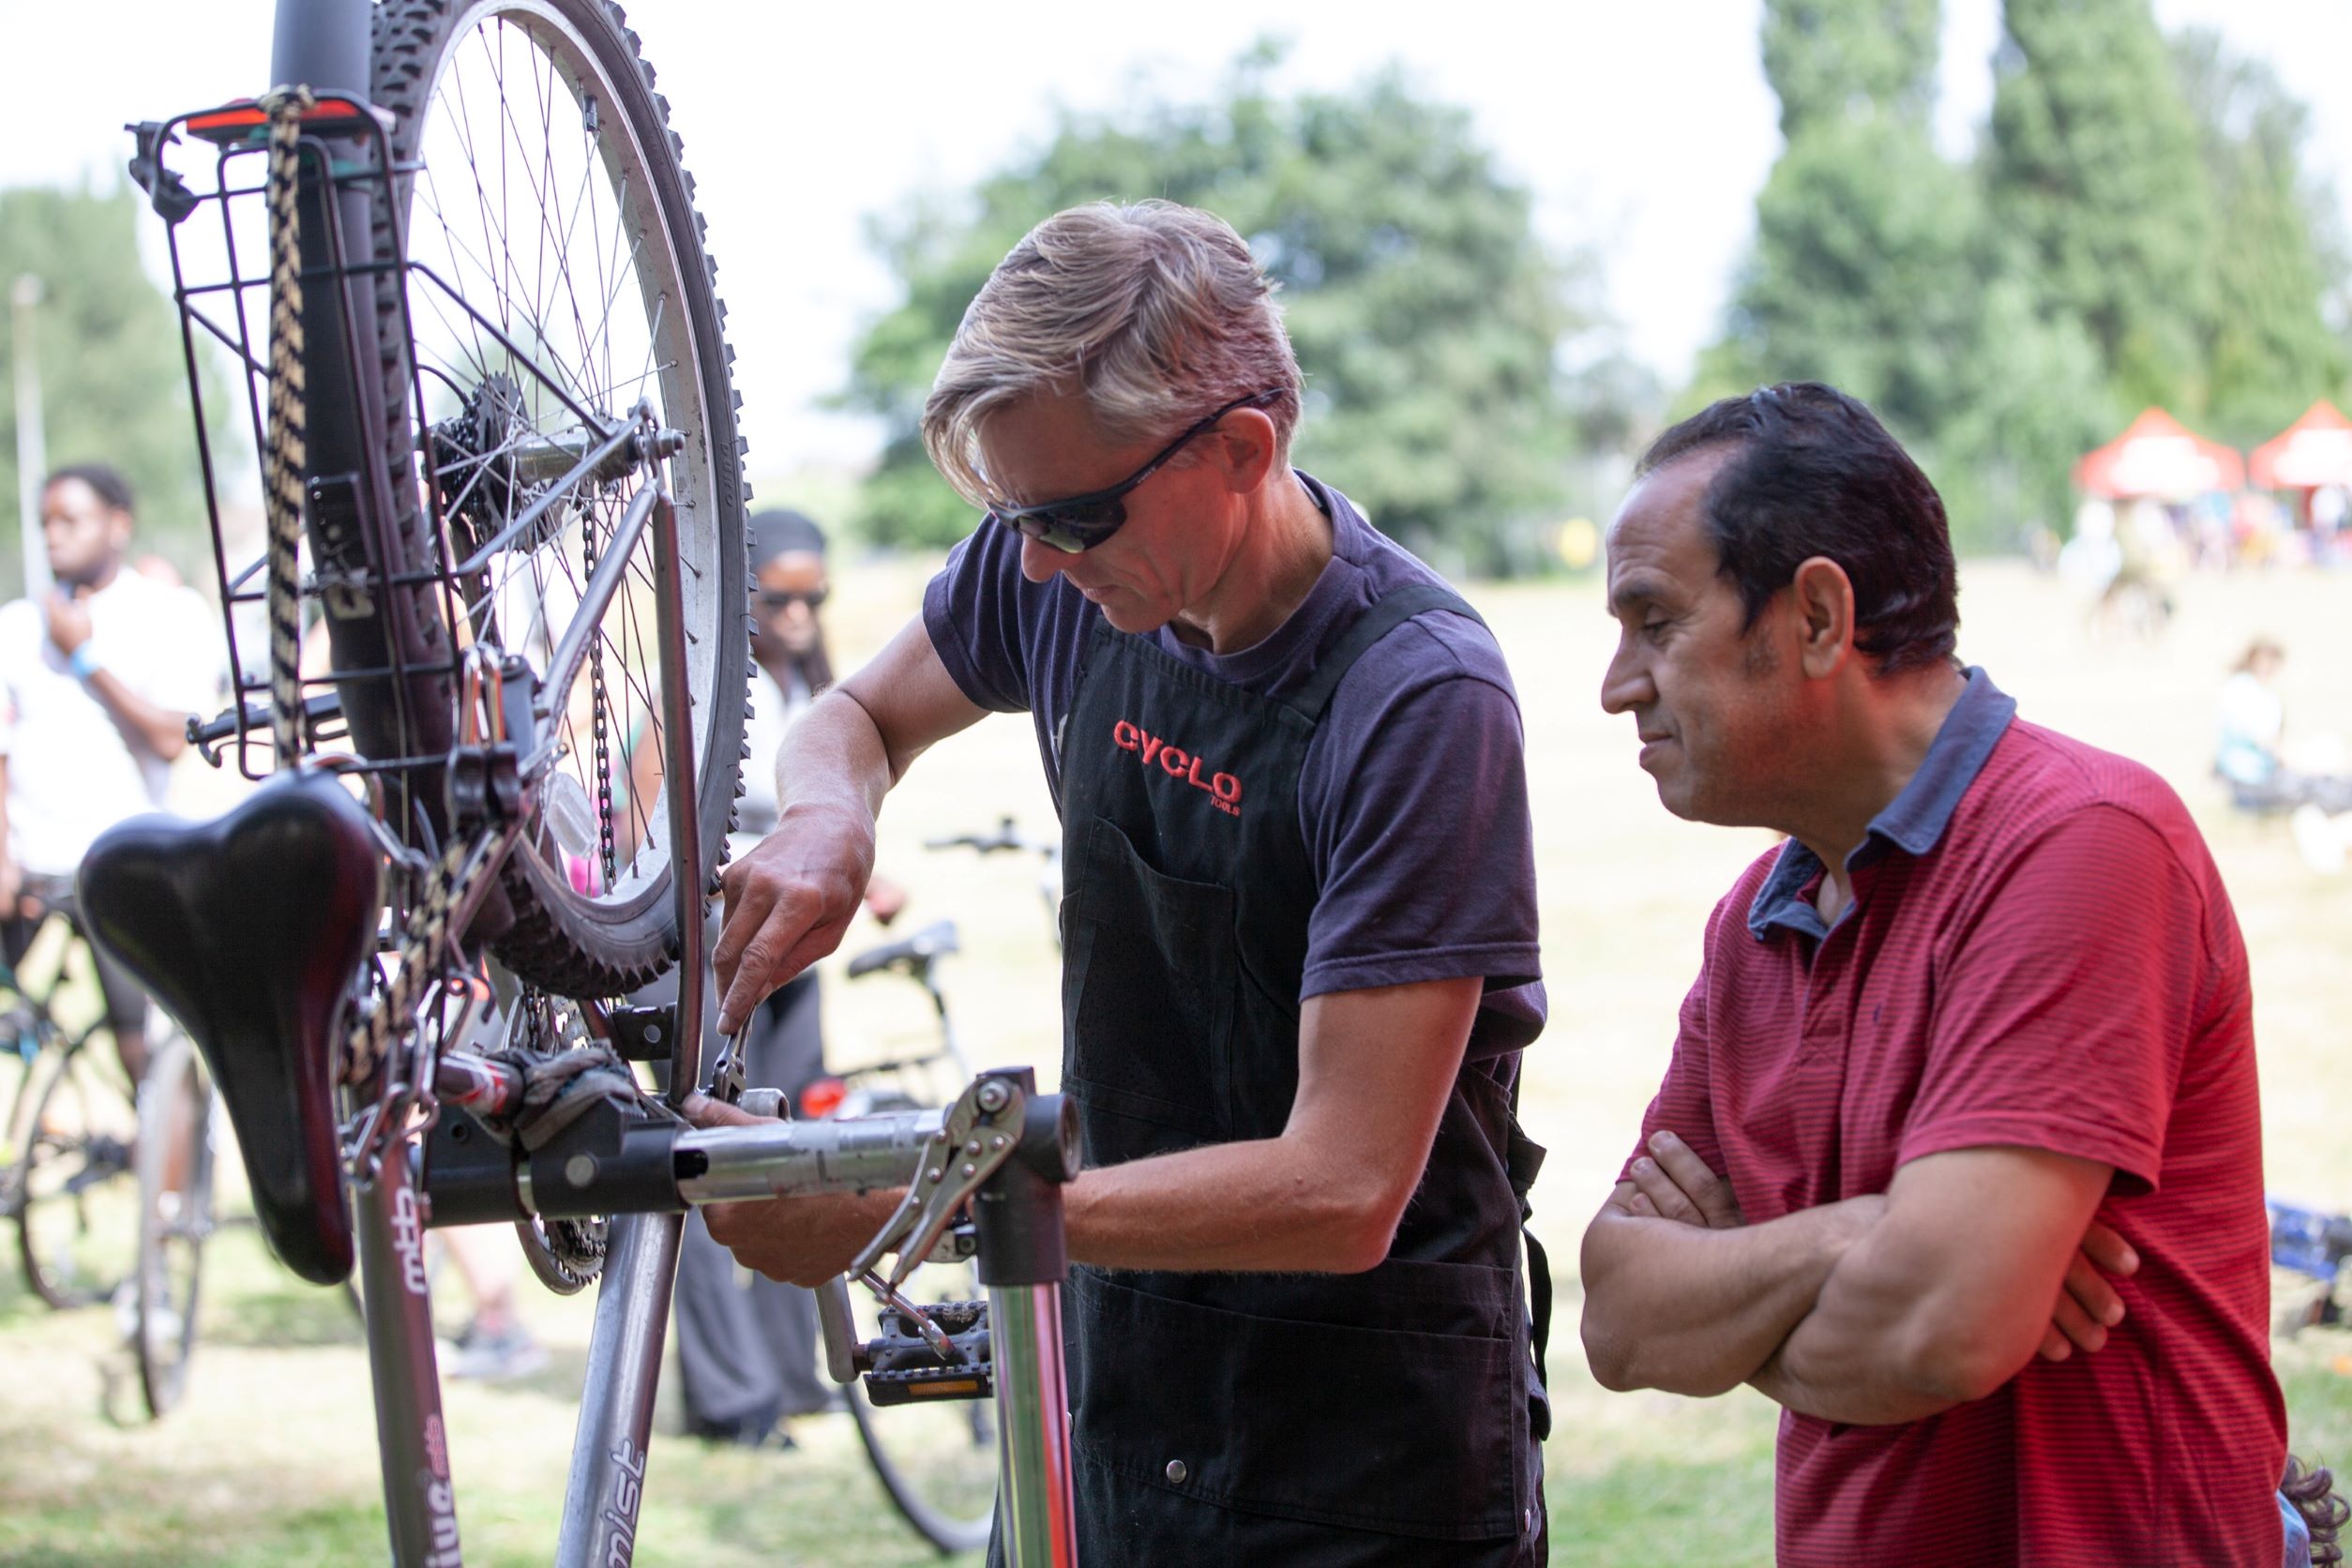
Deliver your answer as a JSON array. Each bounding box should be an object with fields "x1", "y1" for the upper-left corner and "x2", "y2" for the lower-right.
[
  {"x1": 1748, "y1": 1221, "x2": 2008, "y2": 1425},
  {"x1": 83, "y1": 670, "x2": 188, "y2": 761},
  {"x1": 775, "y1": 686, "x2": 899, "y2": 825},
  {"x1": 1745, "y1": 1149, "x2": 2116, "y2": 1425},
  {"x1": 1063, "y1": 1136, "x2": 1401, "y2": 1274},
  {"x1": 700, "y1": 1140, "x2": 1392, "y2": 1286},
  {"x1": 1580, "y1": 1199, "x2": 1877, "y2": 1397}
]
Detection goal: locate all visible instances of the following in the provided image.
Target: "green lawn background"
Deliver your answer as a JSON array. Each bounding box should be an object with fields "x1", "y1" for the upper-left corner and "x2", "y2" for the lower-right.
[{"x1": 5, "y1": 557, "x2": 2349, "y2": 1565}]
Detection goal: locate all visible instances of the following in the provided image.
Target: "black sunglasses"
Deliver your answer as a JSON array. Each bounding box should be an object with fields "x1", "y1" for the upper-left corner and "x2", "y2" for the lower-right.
[
  {"x1": 985, "y1": 389, "x2": 1284, "y2": 554},
  {"x1": 757, "y1": 587, "x2": 828, "y2": 611}
]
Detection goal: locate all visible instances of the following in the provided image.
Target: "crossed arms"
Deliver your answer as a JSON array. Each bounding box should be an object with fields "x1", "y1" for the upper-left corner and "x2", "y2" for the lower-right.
[{"x1": 1579, "y1": 1132, "x2": 2137, "y2": 1425}]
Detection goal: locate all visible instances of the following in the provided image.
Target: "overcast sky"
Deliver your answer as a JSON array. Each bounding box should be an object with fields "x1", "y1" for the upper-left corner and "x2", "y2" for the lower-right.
[{"x1": 4, "y1": 0, "x2": 2345, "y2": 475}]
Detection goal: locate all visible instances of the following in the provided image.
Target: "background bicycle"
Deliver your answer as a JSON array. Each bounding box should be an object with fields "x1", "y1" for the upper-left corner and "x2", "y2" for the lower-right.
[
  {"x1": 824, "y1": 912, "x2": 994, "y2": 1555},
  {"x1": 0, "y1": 873, "x2": 219, "y2": 1424},
  {"x1": 1, "y1": 888, "x2": 143, "y2": 1314}
]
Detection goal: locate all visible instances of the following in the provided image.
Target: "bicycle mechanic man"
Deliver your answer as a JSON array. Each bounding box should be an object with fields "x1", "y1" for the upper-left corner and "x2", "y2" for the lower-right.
[{"x1": 692, "y1": 200, "x2": 1552, "y2": 1564}]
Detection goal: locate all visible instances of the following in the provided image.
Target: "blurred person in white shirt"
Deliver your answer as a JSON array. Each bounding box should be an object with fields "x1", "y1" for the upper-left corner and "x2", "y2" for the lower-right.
[{"x1": 0, "y1": 463, "x2": 221, "y2": 1079}]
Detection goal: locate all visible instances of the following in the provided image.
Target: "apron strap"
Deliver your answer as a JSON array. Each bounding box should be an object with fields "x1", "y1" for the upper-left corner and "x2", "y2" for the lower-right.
[
  {"x1": 1281, "y1": 582, "x2": 1483, "y2": 720},
  {"x1": 1505, "y1": 1063, "x2": 1553, "y2": 1414}
]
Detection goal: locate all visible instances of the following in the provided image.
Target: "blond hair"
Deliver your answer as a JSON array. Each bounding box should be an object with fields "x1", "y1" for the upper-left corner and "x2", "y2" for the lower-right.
[{"x1": 921, "y1": 201, "x2": 1303, "y2": 505}]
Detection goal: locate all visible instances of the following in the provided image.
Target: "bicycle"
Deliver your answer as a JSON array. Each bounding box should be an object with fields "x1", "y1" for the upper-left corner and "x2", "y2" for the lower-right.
[
  {"x1": 125, "y1": 1026, "x2": 218, "y2": 1417},
  {"x1": 818, "y1": 915, "x2": 995, "y2": 1554},
  {"x1": 102, "y1": 4, "x2": 1078, "y2": 1562},
  {"x1": 0, "y1": 882, "x2": 147, "y2": 1315},
  {"x1": 2270, "y1": 1196, "x2": 2352, "y2": 1331},
  {"x1": 926, "y1": 818, "x2": 1063, "y2": 953},
  {"x1": 0, "y1": 872, "x2": 250, "y2": 1424}
]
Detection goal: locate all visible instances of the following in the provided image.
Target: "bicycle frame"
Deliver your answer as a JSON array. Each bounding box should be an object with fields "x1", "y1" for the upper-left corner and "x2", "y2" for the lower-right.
[{"x1": 120, "y1": 7, "x2": 1080, "y2": 1563}]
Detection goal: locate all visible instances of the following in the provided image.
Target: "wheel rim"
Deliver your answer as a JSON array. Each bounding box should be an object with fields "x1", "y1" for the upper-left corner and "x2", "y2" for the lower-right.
[
  {"x1": 401, "y1": 0, "x2": 731, "y2": 916},
  {"x1": 137, "y1": 1049, "x2": 213, "y2": 1416},
  {"x1": 16, "y1": 1046, "x2": 138, "y2": 1309}
]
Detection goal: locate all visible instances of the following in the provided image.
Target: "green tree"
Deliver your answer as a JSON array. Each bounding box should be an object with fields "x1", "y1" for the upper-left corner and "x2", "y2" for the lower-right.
[
  {"x1": 1760, "y1": 0, "x2": 1941, "y2": 138},
  {"x1": 0, "y1": 183, "x2": 236, "y2": 595},
  {"x1": 840, "y1": 53, "x2": 1592, "y2": 575},
  {"x1": 1713, "y1": 1, "x2": 2034, "y2": 543},
  {"x1": 1987, "y1": 0, "x2": 2217, "y2": 412},
  {"x1": 1718, "y1": 113, "x2": 1982, "y2": 443},
  {"x1": 1936, "y1": 264, "x2": 2117, "y2": 540},
  {"x1": 2171, "y1": 27, "x2": 2349, "y2": 445}
]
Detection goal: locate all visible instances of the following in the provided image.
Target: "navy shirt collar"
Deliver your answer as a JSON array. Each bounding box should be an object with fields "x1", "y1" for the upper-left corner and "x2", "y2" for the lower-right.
[{"x1": 1747, "y1": 667, "x2": 2017, "y2": 942}]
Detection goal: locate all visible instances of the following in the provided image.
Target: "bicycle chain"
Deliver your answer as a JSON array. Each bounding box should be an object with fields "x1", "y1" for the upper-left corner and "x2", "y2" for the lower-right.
[
  {"x1": 580, "y1": 499, "x2": 617, "y2": 892},
  {"x1": 259, "y1": 86, "x2": 316, "y2": 769},
  {"x1": 339, "y1": 837, "x2": 483, "y2": 1089}
]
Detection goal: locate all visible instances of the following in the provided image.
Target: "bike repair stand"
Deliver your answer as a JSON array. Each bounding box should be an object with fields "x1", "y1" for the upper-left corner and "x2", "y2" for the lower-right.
[
  {"x1": 973, "y1": 1071, "x2": 1080, "y2": 1566},
  {"x1": 802, "y1": 1066, "x2": 1082, "y2": 1568}
]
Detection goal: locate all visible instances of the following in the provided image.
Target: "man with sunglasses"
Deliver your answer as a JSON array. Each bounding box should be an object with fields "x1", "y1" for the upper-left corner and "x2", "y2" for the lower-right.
[{"x1": 695, "y1": 199, "x2": 1548, "y2": 1564}]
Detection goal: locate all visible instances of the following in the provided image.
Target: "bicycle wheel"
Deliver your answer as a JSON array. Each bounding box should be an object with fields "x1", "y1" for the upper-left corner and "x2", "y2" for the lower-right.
[
  {"x1": 846, "y1": 1258, "x2": 1001, "y2": 1554},
  {"x1": 133, "y1": 1030, "x2": 216, "y2": 1418},
  {"x1": 0, "y1": 1020, "x2": 45, "y2": 1218},
  {"x1": 10, "y1": 1034, "x2": 138, "y2": 1309},
  {"x1": 320, "y1": 0, "x2": 748, "y2": 995}
]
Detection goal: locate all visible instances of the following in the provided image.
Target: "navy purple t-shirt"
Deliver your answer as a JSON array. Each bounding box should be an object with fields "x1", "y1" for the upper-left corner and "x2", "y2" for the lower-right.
[{"x1": 920, "y1": 472, "x2": 1545, "y2": 1057}]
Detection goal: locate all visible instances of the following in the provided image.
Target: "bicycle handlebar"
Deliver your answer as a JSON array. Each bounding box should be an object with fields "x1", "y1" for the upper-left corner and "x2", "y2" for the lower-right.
[
  {"x1": 923, "y1": 816, "x2": 1056, "y2": 857},
  {"x1": 188, "y1": 690, "x2": 347, "y2": 766}
]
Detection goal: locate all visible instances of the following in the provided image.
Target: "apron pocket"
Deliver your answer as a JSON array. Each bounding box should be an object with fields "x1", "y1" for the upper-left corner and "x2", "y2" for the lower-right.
[
  {"x1": 1067, "y1": 1266, "x2": 1521, "y2": 1541},
  {"x1": 1063, "y1": 815, "x2": 1236, "y2": 1148}
]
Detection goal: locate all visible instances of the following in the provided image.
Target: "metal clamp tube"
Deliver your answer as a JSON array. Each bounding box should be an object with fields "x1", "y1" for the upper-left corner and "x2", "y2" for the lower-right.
[{"x1": 672, "y1": 1110, "x2": 941, "y2": 1205}]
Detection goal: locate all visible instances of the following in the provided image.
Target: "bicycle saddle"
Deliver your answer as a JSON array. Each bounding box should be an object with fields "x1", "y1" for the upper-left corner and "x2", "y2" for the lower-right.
[
  {"x1": 77, "y1": 771, "x2": 382, "y2": 1286},
  {"x1": 845, "y1": 919, "x2": 960, "y2": 979}
]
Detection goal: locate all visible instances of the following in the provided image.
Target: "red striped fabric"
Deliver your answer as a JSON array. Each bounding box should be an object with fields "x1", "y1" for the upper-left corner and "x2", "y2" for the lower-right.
[{"x1": 1636, "y1": 716, "x2": 2285, "y2": 1566}]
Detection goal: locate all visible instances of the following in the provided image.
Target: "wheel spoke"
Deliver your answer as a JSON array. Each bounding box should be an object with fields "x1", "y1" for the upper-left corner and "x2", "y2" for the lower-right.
[{"x1": 360, "y1": 0, "x2": 744, "y2": 991}]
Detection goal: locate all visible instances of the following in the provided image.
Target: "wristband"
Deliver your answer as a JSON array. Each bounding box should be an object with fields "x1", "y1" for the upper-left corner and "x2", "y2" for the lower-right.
[{"x1": 68, "y1": 644, "x2": 101, "y2": 681}]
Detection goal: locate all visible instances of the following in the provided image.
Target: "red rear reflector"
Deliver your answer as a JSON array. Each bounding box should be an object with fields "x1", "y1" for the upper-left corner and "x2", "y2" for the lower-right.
[
  {"x1": 186, "y1": 106, "x2": 267, "y2": 133},
  {"x1": 800, "y1": 1078, "x2": 847, "y2": 1120},
  {"x1": 186, "y1": 98, "x2": 371, "y2": 135}
]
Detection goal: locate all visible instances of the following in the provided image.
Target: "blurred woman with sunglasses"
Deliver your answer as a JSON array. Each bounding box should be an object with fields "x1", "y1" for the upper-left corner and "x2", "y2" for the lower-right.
[{"x1": 648, "y1": 507, "x2": 900, "y2": 1445}]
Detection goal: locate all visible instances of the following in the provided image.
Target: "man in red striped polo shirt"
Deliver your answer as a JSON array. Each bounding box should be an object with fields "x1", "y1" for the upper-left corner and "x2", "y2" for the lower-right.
[{"x1": 1577, "y1": 383, "x2": 2304, "y2": 1566}]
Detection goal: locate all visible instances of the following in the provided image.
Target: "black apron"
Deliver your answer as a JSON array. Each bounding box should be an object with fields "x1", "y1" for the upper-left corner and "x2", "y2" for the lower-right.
[{"x1": 1033, "y1": 582, "x2": 1546, "y2": 1565}]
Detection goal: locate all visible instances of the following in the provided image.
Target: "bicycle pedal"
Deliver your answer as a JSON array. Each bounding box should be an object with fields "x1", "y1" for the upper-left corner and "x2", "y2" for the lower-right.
[
  {"x1": 863, "y1": 1361, "x2": 994, "y2": 1406},
  {"x1": 863, "y1": 1299, "x2": 992, "y2": 1404},
  {"x1": 62, "y1": 1138, "x2": 133, "y2": 1195},
  {"x1": 882, "y1": 1300, "x2": 986, "y2": 1337}
]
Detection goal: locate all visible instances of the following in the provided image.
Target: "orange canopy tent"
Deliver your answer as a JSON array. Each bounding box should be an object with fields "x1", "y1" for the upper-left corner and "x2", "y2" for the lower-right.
[
  {"x1": 2073, "y1": 409, "x2": 2245, "y2": 499},
  {"x1": 2249, "y1": 400, "x2": 2352, "y2": 490}
]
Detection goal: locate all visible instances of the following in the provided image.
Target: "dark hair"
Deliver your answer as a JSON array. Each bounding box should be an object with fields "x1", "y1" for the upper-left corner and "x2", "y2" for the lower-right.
[
  {"x1": 2286, "y1": 1455, "x2": 2348, "y2": 1566},
  {"x1": 1636, "y1": 383, "x2": 1958, "y2": 674},
  {"x1": 42, "y1": 462, "x2": 135, "y2": 518},
  {"x1": 748, "y1": 507, "x2": 825, "y2": 565}
]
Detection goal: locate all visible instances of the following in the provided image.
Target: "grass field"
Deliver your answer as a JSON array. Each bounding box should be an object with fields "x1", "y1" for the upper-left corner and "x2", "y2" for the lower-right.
[{"x1": 4, "y1": 553, "x2": 2350, "y2": 1565}]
